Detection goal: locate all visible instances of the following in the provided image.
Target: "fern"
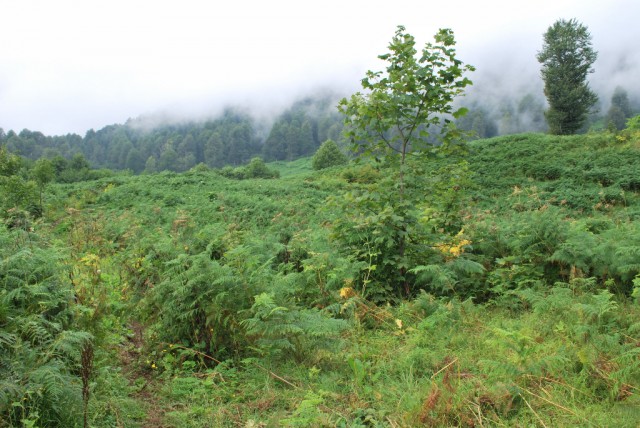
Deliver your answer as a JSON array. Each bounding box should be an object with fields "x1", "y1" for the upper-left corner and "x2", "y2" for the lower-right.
[
  {"x1": 49, "y1": 330, "x2": 93, "y2": 362},
  {"x1": 412, "y1": 264, "x2": 456, "y2": 293},
  {"x1": 0, "y1": 331, "x2": 16, "y2": 348},
  {"x1": 607, "y1": 347, "x2": 640, "y2": 399},
  {"x1": 411, "y1": 256, "x2": 484, "y2": 297},
  {"x1": 144, "y1": 252, "x2": 259, "y2": 360},
  {"x1": 241, "y1": 292, "x2": 348, "y2": 362},
  {"x1": 483, "y1": 327, "x2": 570, "y2": 380},
  {"x1": 508, "y1": 285, "x2": 640, "y2": 403},
  {"x1": 576, "y1": 290, "x2": 618, "y2": 324},
  {"x1": 516, "y1": 286, "x2": 574, "y2": 318},
  {"x1": 0, "y1": 227, "x2": 89, "y2": 426},
  {"x1": 548, "y1": 227, "x2": 596, "y2": 276}
]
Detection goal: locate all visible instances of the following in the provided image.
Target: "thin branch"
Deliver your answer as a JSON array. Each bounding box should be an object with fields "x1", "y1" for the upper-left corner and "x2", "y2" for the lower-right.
[
  {"x1": 384, "y1": 141, "x2": 403, "y2": 154},
  {"x1": 521, "y1": 387, "x2": 592, "y2": 425},
  {"x1": 385, "y1": 416, "x2": 400, "y2": 428},
  {"x1": 369, "y1": 106, "x2": 401, "y2": 155},
  {"x1": 522, "y1": 394, "x2": 548, "y2": 428},
  {"x1": 167, "y1": 343, "x2": 223, "y2": 364},
  {"x1": 377, "y1": 131, "x2": 402, "y2": 154},
  {"x1": 252, "y1": 361, "x2": 300, "y2": 389},
  {"x1": 431, "y1": 357, "x2": 458, "y2": 379},
  {"x1": 403, "y1": 99, "x2": 426, "y2": 143},
  {"x1": 372, "y1": 112, "x2": 402, "y2": 154},
  {"x1": 523, "y1": 375, "x2": 589, "y2": 396},
  {"x1": 465, "y1": 402, "x2": 485, "y2": 428}
]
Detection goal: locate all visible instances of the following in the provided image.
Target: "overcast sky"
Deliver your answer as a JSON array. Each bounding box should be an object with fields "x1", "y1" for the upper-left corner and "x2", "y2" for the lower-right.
[{"x1": 1, "y1": 0, "x2": 638, "y2": 135}]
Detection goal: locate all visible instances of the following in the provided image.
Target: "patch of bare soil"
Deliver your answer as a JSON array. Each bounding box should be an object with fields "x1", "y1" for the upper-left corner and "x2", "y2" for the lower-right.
[{"x1": 119, "y1": 321, "x2": 170, "y2": 428}]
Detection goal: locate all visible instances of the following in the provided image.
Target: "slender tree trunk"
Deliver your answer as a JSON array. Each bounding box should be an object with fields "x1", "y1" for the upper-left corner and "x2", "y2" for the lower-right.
[
  {"x1": 81, "y1": 343, "x2": 94, "y2": 428},
  {"x1": 399, "y1": 144, "x2": 409, "y2": 296}
]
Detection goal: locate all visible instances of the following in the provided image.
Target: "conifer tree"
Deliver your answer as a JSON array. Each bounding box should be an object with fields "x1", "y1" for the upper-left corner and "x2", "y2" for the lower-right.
[{"x1": 537, "y1": 19, "x2": 598, "y2": 134}]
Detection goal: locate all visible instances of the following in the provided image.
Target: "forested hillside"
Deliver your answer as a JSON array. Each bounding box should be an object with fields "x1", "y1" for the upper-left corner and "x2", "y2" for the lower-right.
[
  {"x1": 0, "y1": 93, "x2": 346, "y2": 174},
  {"x1": 1, "y1": 84, "x2": 637, "y2": 175},
  {"x1": 2, "y1": 19, "x2": 640, "y2": 428}
]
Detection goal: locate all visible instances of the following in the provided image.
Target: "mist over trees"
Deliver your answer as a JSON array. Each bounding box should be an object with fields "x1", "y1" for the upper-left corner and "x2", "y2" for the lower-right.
[
  {"x1": 262, "y1": 95, "x2": 344, "y2": 162},
  {"x1": 0, "y1": 69, "x2": 638, "y2": 170},
  {"x1": 2, "y1": 14, "x2": 640, "y2": 426},
  {"x1": 454, "y1": 92, "x2": 548, "y2": 139},
  {"x1": 0, "y1": 94, "x2": 346, "y2": 174},
  {"x1": 606, "y1": 86, "x2": 633, "y2": 130}
]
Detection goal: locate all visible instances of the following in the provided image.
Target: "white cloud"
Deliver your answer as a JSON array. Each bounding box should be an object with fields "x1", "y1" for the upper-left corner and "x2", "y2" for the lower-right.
[{"x1": 1, "y1": 0, "x2": 638, "y2": 134}]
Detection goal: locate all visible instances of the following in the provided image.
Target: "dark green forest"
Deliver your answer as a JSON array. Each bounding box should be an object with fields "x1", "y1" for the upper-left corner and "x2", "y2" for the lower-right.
[
  {"x1": 2, "y1": 24, "x2": 640, "y2": 428},
  {"x1": 2, "y1": 83, "x2": 637, "y2": 177},
  {"x1": 0, "y1": 94, "x2": 346, "y2": 175}
]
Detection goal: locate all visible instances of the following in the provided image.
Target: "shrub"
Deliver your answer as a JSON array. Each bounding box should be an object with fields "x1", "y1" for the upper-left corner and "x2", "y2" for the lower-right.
[
  {"x1": 244, "y1": 157, "x2": 279, "y2": 179},
  {"x1": 144, "y1": 252, "x2": 256, "y2": 361},
  {"x1": 312, "y1": 139, "x2": 348, "y2": 170},
  {"x1": 340, "y1": 164, "x2": 380, "y2": 184},
  {"x1": 0, "y1": 228, "x2": 92, "y2": 426},
  {"x1": 241, "y1": 292, "x2": 348, "y2": 363},
  {"x1": 218, "y1": 158, "x2": 279, "y2": 180}
]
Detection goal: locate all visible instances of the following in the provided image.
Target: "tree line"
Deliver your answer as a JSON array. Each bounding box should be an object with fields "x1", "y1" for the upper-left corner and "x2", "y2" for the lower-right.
[
  {"x1": 1, "y1": 18, "x2": 638, "y2": 173},
  {"x1": 3, "y1": 84, "x2": 636, "y2": 174},
  {"x1": 2, "y1": 19, "x2": 640, "y2": 427},
  {"x1": 0, "y1": 94, "x2": 345, "y2": 174}
]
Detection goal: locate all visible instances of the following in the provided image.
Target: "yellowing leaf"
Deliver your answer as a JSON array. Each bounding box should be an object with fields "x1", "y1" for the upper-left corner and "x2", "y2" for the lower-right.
[{"x1": 340, "y1": 287, "x2": 357, "y2": 299}]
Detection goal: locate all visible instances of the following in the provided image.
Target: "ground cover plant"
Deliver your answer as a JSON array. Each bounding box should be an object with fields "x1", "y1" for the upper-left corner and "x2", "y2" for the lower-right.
[
  {"x1": 1, "y1": 26, "x2": 640, "y2": 427},
  {"x1": 2, "y1": 123, "x2": 639, "y2": 426}
]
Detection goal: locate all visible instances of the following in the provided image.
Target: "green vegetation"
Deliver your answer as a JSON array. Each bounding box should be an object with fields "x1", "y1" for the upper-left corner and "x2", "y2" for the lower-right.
[
  {"x1": 312, "y1": 139, "x2": 347, "y2": 170},
  {"x1": 537, "y1": 18, "x2": 598, "y2": 135},
  {"x1": 2, "y1": 122, "x2": 640, "y2": 426},
  {"x1": 2, "y1": 25, "x2": 640, "y2": 428},
  {"x1": 0, "y1": 96, "x2": 345, "y2": 174},
  {"x1": 607, "y1": 87, "x2": 634, "y2": 131},
  {"x1": 337, "y1": 25, "x2": 474, "y2": 298}
]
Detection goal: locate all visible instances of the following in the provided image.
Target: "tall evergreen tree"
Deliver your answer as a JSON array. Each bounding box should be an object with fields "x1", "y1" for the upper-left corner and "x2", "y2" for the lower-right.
[
  {"x1": 606, "y1": 86, "x2": 632, "y2": 131},
  {"x1": 204, "y1": 132, "x2": 225, "y2": 167},
  {"x1": 263, "y1": 122, "x2": 288, "y2": 161},
  {"x1": 125, "y1": 148, "x2": 145, "y2": 173},
  {"x1": 537, "y1": 19, "x2": 598, "y2": 135},
  {"x1": 144, "y1": 156, "x2": 157, "y2": 173}
]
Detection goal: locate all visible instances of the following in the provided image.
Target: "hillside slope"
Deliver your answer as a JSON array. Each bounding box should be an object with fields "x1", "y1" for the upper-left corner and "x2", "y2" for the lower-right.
[{"x1": 3, "y1": 131, "x2": 639, "y2": 427}]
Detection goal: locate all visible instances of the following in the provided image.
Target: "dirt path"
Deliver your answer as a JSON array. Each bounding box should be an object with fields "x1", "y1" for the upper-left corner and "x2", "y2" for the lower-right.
[{"x1": 120, "y1": 321, "x2": 169, "y2": 427}]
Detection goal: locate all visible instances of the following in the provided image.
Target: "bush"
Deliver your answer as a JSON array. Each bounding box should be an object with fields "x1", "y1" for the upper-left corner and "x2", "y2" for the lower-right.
[
  {"x1": 244, "y1": 157, "x2": 279, "y2": 179},
  {"x1": 0, "y1": 228, "x2": 92, "y2": 426},
  {"x1": 312, "y1": 139, "x2": 348, "y2": 170},
  {"x1": 626, "y1": 114, "x2": 640, "y2": 130},
  {"x1": 218, "y1": 158, "x2": 279, "y2": 180},
  {"x1": 340, "y1": 164, "x2": 380, "y2": 184}
]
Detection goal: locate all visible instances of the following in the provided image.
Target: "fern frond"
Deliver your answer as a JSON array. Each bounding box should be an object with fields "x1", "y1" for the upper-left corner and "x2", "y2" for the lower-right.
[
  {"x1": 21, "y1": 317, "x2": 56, "y2": 346},
  {"x1": 0, "y1": 331, "x2": 17, "y2": 348},
  {"x1": 449, "y1": 257, "x2": 485, "y2": 276},
  {"x1": 49, "y1": 330, "x2": 93, "y2": 361},
  {"x1": 29, "y1": 361, "x2": 68, "y2": 399},
  {"x1": 411, "y1": 264, "x2": 456, "y2": 293},
  {"x1": 298, "y1": 312, "x2": 348, "y2": 338},
  {"x1": 0, "y1": 377, "x2": 22, "y2": 409}
]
